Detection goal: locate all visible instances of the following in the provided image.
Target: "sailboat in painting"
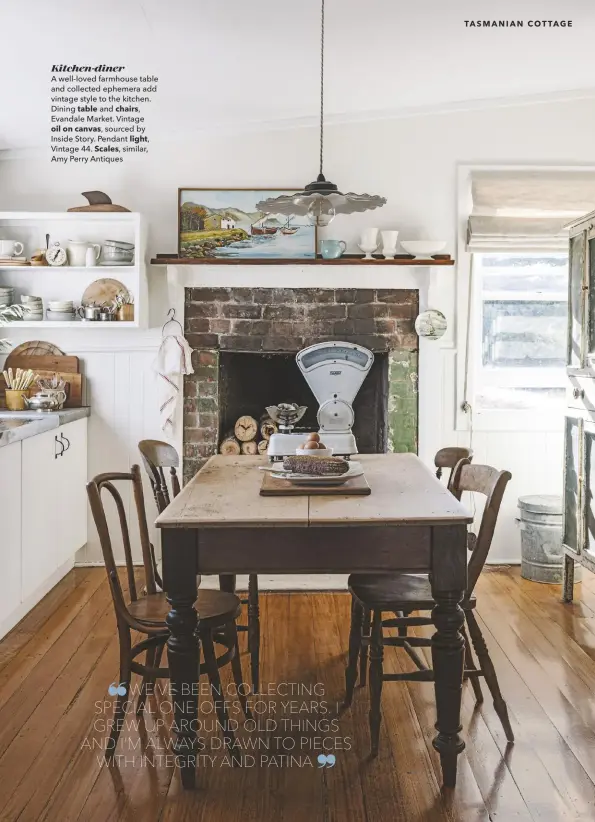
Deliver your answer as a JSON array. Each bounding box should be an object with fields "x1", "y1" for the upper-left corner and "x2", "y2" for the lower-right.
[
  {"x1": 281, "y1": 216, "x2": 299, "y2": 235},
  {"x1": 250, "y1": 215, "x2": 281, "y2": 236}
]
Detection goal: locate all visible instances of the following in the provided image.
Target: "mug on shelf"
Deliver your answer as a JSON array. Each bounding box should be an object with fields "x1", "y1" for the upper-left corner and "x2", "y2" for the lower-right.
[
  {"x1": 0, "y1": 240, "x2": 24, "y2": 258},
  {"x1": 320, "y1": 240, "x2": 347, "y2": 259}
]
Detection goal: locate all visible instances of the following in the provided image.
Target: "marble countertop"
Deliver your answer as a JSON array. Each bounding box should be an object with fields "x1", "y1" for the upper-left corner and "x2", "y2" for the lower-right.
[{"x1": 0, "y1": 407, "x2": 90, "y2": 448}]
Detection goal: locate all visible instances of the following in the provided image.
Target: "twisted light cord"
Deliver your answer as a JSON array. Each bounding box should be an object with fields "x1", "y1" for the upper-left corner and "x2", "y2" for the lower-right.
[{"x1": 319, "y1": 0, "x2": 325, "y2": 177}]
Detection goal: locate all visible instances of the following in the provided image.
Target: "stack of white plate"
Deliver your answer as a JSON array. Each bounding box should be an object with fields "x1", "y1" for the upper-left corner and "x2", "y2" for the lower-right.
[
  {"x1": 47, "y1": 300, "x2": 75, "y2": 321},
  {"x1": 0, "y1": 286, "x2": 14, "y2": 306},
  {"x1": 20, "y1": 295, "x2": 43, "y2": 321}
]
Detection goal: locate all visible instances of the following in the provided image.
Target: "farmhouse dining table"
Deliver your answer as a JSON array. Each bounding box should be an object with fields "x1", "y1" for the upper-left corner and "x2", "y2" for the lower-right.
[{"x1": 156, "y1": 453, "x2": 473, "y2": 790}]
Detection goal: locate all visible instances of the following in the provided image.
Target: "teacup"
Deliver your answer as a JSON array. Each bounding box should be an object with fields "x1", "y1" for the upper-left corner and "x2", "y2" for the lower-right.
[
  {"x1": 320, "y1": 240, "x2": 346, "y2": 259},
  {"x1": 0, "y1": 240, "x2": 24, "y2": 257}
]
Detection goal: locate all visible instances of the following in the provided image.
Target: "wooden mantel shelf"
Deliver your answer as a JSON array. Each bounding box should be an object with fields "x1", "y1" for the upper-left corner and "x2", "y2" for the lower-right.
[{"x1": 151, "y1": 254, "x2": 455, "y2": 266}]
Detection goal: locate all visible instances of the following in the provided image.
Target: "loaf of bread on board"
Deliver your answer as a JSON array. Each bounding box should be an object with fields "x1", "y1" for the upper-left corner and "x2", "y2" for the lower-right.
[{"x1": 283, "y1": 455, "x2": 349, "y2": 476}]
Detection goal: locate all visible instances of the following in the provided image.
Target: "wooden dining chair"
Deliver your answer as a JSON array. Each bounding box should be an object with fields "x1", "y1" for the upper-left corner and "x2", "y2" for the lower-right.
[
  {"x1": 435, "y1": 446, "x2": 473, "y2": 499},
  {"x1": 138, "y1": 439, "x2": 262, "y2": 693},
  {"x1": 357, "y1": 445, "x2": 474, "y2": 690},
  {"x1": 344, "y1": 459, "x2": 513, "y2": 757},
  {"x1": 87, "y1": 464, "x2": 251, "y2": 759}
]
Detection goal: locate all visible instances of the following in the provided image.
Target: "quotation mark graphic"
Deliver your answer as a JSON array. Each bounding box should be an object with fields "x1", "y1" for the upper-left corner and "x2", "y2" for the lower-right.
[
  {"x1": 108, "y1": 682, "x2": 127, "y2": 697},
  {"x1": 317, "y1": 754, "x2": 336, "y2": 768}
]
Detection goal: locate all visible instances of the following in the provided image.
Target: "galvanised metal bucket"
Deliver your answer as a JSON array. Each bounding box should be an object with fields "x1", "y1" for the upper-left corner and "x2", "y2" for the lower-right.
[{"x1": 517, "y1": 495, "x2": 575, "y2": 584}]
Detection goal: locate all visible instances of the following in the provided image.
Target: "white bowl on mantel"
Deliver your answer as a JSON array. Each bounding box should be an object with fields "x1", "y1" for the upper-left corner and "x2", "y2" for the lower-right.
[{"x1": 400, "y1": 240, "x2": 447, "y2": 259}]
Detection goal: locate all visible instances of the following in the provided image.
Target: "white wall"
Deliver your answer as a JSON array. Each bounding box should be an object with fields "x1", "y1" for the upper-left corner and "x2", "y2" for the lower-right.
[{"x1": 1, "y1": 95, "x2": 589, "y2": 564}]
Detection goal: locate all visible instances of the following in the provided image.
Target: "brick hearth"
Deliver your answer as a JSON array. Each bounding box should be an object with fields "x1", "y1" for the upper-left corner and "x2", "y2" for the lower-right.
[{"x1": 183, "y1": 287, "x2": 419, "y2": 482}]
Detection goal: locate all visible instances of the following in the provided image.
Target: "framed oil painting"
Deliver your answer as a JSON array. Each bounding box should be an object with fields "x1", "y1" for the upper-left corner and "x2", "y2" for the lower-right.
[{"x1": 178, "y1": 188, "x2": 316, "y2": 260}]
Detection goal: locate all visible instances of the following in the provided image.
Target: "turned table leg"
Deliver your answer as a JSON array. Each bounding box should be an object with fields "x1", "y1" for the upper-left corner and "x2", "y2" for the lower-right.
[
  {"x1": 430, "y1": 525, "x2": 467, "y2": 789},
  {"x1": 162, "y1": 528, "x2": 199, "y2": 790}
]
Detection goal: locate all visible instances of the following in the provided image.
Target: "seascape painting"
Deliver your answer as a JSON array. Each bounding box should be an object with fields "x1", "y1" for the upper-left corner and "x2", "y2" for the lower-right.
[{"x1": 178, "y1": 189, "x2": 316, "y2": 260}]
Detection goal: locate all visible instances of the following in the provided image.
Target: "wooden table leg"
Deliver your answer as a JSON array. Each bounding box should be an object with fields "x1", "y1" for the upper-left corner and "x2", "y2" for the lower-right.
[
  {"x1": 162, "y1": 528, "x2": 199, "y2": 790},
  {"x1": 430, "y1": 525, "x2": 467, "y2": 789}
]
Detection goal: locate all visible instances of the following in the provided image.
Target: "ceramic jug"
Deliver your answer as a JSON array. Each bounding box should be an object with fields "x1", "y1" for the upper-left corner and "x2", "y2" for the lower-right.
[{"x1": 67, "y1": 241, "x2": 100, "y2": 267}]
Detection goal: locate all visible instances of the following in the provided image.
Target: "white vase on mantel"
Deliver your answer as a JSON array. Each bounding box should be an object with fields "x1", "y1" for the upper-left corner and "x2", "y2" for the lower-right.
[
  {"x1": 359, "y1": 228, "x2": 379, "y2": 260},
  {"x1": 381, "y1": 230, "x2": 399, "y2": 259}
]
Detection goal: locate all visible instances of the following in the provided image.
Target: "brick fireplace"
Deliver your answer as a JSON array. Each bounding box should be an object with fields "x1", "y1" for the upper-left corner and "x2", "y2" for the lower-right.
[{"x1": 183, "y1": 287, "x2": 419, "y2": 482}]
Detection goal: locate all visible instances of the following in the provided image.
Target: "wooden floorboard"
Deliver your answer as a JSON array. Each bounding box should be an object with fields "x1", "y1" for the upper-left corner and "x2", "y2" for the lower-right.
[{"x1": 2, "y1": 567, "x2": 595, "y2": 821}]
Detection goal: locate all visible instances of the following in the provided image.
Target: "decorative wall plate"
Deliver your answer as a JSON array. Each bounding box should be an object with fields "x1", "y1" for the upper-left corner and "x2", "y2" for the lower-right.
[
  {"x1": 81, "y1": 278, "x2": 130, "y2": 308},
  {"x1": 414, "y1": 309, "x2": 447, "y2": 340}
]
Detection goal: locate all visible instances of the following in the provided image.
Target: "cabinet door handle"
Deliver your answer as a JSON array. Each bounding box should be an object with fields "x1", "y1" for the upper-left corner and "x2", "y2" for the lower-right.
[
  {"x1": 60, "y1": 433, "x2": 71, "y2": 452},
  {"x1": 573, "y1": 388, "x2": 586, "y2": 400},
  {"x1": 55, "y1": 435, "x2": 64, "y2": 459}
]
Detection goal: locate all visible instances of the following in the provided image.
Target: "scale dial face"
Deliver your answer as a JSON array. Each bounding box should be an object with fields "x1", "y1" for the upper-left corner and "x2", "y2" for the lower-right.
[
  {"x1": 299, "y1": 344, "x2": 371, "y2": 370},
  {"x1": 45, "y1": 243, "x2": 67, "y2": 266}
]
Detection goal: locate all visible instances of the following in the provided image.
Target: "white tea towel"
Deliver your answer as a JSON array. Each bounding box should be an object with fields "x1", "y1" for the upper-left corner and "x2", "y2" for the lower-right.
[{"x1": 154, "y1": 334, "x2": 194, "y2": 432}]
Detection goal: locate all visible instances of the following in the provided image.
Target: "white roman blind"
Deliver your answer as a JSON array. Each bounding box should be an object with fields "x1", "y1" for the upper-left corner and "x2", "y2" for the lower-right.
[{"x1": 466, "y1": 170, "x2": 595, "y2": 251}]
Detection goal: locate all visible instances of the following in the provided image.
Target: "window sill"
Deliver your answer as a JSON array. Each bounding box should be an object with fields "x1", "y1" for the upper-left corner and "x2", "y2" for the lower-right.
[{"x1": 456, "y1": 409, "x2": 564, "y2": 433}]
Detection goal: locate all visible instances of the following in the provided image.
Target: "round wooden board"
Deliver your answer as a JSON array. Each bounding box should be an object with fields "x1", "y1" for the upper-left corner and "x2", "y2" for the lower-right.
[
  {"x1": 8, "y1": 340, "x2": 65, "y2": 361},
  {"x1": 81, "y1": 278, "x2": 130, "y2": 308}
]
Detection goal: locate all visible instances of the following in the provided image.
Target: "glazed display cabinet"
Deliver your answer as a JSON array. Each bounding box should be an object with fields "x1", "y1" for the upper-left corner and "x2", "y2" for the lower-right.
[{"x1": 563, "y1": 210, "x2": 595, "y2": 600}]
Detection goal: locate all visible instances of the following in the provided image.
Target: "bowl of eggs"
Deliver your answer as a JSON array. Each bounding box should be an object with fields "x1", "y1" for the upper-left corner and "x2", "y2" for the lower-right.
[{"x1": 296, "y1": 432, "x2": 333, "y2": 457}]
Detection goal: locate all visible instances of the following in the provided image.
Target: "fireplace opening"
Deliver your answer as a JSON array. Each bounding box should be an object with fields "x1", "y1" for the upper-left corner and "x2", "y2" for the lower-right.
[{"x1": 218, "y1": 351, "x2": 389, "y2": 453}]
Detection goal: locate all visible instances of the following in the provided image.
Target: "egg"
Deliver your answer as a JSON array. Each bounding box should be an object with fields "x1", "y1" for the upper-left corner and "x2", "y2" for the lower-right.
[
  {"x1": 303, "y1": 442, "x2": 320, "y2": 450},
  {"x1": 307, "y1": 432, "x2": 320, "y2": 443}
]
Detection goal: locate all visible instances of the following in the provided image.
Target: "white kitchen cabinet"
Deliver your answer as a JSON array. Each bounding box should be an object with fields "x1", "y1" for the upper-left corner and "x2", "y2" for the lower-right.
[
  {"x1": 21, "y1": 427, "x2": 65, "y2": 600},
  {"x1": 55, "y1": 418, "x2": 88, "y2": 566},
  {"x1": 19, "y1": 418, "x2": 88, "y2": 610},
  {"x1": 0, "y1": 442, "x2": 22, "y2": 627}
]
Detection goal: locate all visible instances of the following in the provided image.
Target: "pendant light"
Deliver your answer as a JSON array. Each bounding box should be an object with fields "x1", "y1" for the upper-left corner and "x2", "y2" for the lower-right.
[{"x1": 255, "y1": 0, "x2": 386, "y2": 227}]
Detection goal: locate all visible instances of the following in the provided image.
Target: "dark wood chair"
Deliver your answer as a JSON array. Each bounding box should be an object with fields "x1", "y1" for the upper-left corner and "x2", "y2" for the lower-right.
[
  {"x1": 344, "y1": 459, "x2": 513, "y2": 757},
  {"x1": 357, "y1": 446, "x2": 474, "y2": 690},
  {"x1": 138, "y1": 439, "x2": 261, "y2": 693},
  {"x1": 87, "y1": 464, "x2": 251, "y2": 759},
  {"x1": 434, "y1": 446, "x2": 473, "y2": 498}
]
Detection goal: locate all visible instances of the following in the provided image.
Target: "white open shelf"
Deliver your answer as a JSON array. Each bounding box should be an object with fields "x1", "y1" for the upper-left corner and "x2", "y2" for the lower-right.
[{"x1": 0, "y1": 212, "x2": 148, "y2": 329}]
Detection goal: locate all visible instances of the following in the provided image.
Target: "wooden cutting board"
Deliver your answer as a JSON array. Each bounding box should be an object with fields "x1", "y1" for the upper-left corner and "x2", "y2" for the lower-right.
[
  {"x1": 4, "y1": 354, "x2": 79, "y2": 374},
  {"x1": 260, "y1": 471, "x2": 371, "y2": 496},
  {"x1": 0, "y1": 371, "x2": 83, "y2": 408}
]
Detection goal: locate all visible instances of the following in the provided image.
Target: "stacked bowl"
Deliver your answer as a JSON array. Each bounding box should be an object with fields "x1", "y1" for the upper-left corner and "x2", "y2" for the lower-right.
[
  {"x1": 21, "y1": 295, "x2": 43, "y2": 321},
  {"x1": 101, "y1": 240, "x2": 134, "y2": 265},
  {"x1": 47, "y1": 300, "x2": 75, "y2": 321},
  {"x1": 0, "y1": 286, "x2": 14, "y2": 306}
]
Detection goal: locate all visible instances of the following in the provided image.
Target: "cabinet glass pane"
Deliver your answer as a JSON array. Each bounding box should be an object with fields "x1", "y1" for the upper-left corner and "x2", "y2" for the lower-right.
[
  {"x1": 589, "y1": 238, "x2": 595, "y2": 358},
  {"x1": 585, "y1": 426, "x2": 595, "y2": 555},
  {"x1": 563, "y1": 416, "x2": 580, "y2": 552},
  {"x1": 568, "y1": 233, "x2": 585, "y2": 367}
]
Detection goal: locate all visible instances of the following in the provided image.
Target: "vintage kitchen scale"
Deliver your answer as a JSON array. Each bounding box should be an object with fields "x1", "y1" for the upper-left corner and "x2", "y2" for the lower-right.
[{"x1": 266, "y1": 341, "x2": 374, "y2": 460}]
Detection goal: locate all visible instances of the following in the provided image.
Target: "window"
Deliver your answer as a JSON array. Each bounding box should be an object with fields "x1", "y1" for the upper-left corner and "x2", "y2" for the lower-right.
[{"x1": 472, "y1": 252, "x2": 568, "y2": 412}]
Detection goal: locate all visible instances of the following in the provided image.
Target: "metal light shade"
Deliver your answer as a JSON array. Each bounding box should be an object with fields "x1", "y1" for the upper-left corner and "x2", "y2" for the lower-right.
[{"x1": 256, "y1": 174, "x2": 387, "y2": 220}]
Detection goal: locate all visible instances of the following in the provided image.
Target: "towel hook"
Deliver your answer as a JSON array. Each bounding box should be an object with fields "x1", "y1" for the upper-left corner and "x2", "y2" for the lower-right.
[{"x1": 162, "y1": 307, "x2": 184, "y2": 336}]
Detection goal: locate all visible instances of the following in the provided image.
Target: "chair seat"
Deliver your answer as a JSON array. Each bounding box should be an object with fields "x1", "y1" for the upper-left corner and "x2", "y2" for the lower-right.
[
  {"x1": 128, "y1": 588, "x2": 241, "y2": 630},
  {"x1": 348, "y1": 574, "x2": 475, "y2": 611}
]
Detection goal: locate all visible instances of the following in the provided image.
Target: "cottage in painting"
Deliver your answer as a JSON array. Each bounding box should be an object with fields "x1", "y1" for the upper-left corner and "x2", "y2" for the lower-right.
[{"x1": 203, "y1": 214, "x2": 236, "y2": 231}]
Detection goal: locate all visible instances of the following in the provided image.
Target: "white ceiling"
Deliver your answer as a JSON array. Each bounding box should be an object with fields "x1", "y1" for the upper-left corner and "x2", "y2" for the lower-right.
[{"x1": 2, "y1": 0, "x2": 595, "y2": 149}]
